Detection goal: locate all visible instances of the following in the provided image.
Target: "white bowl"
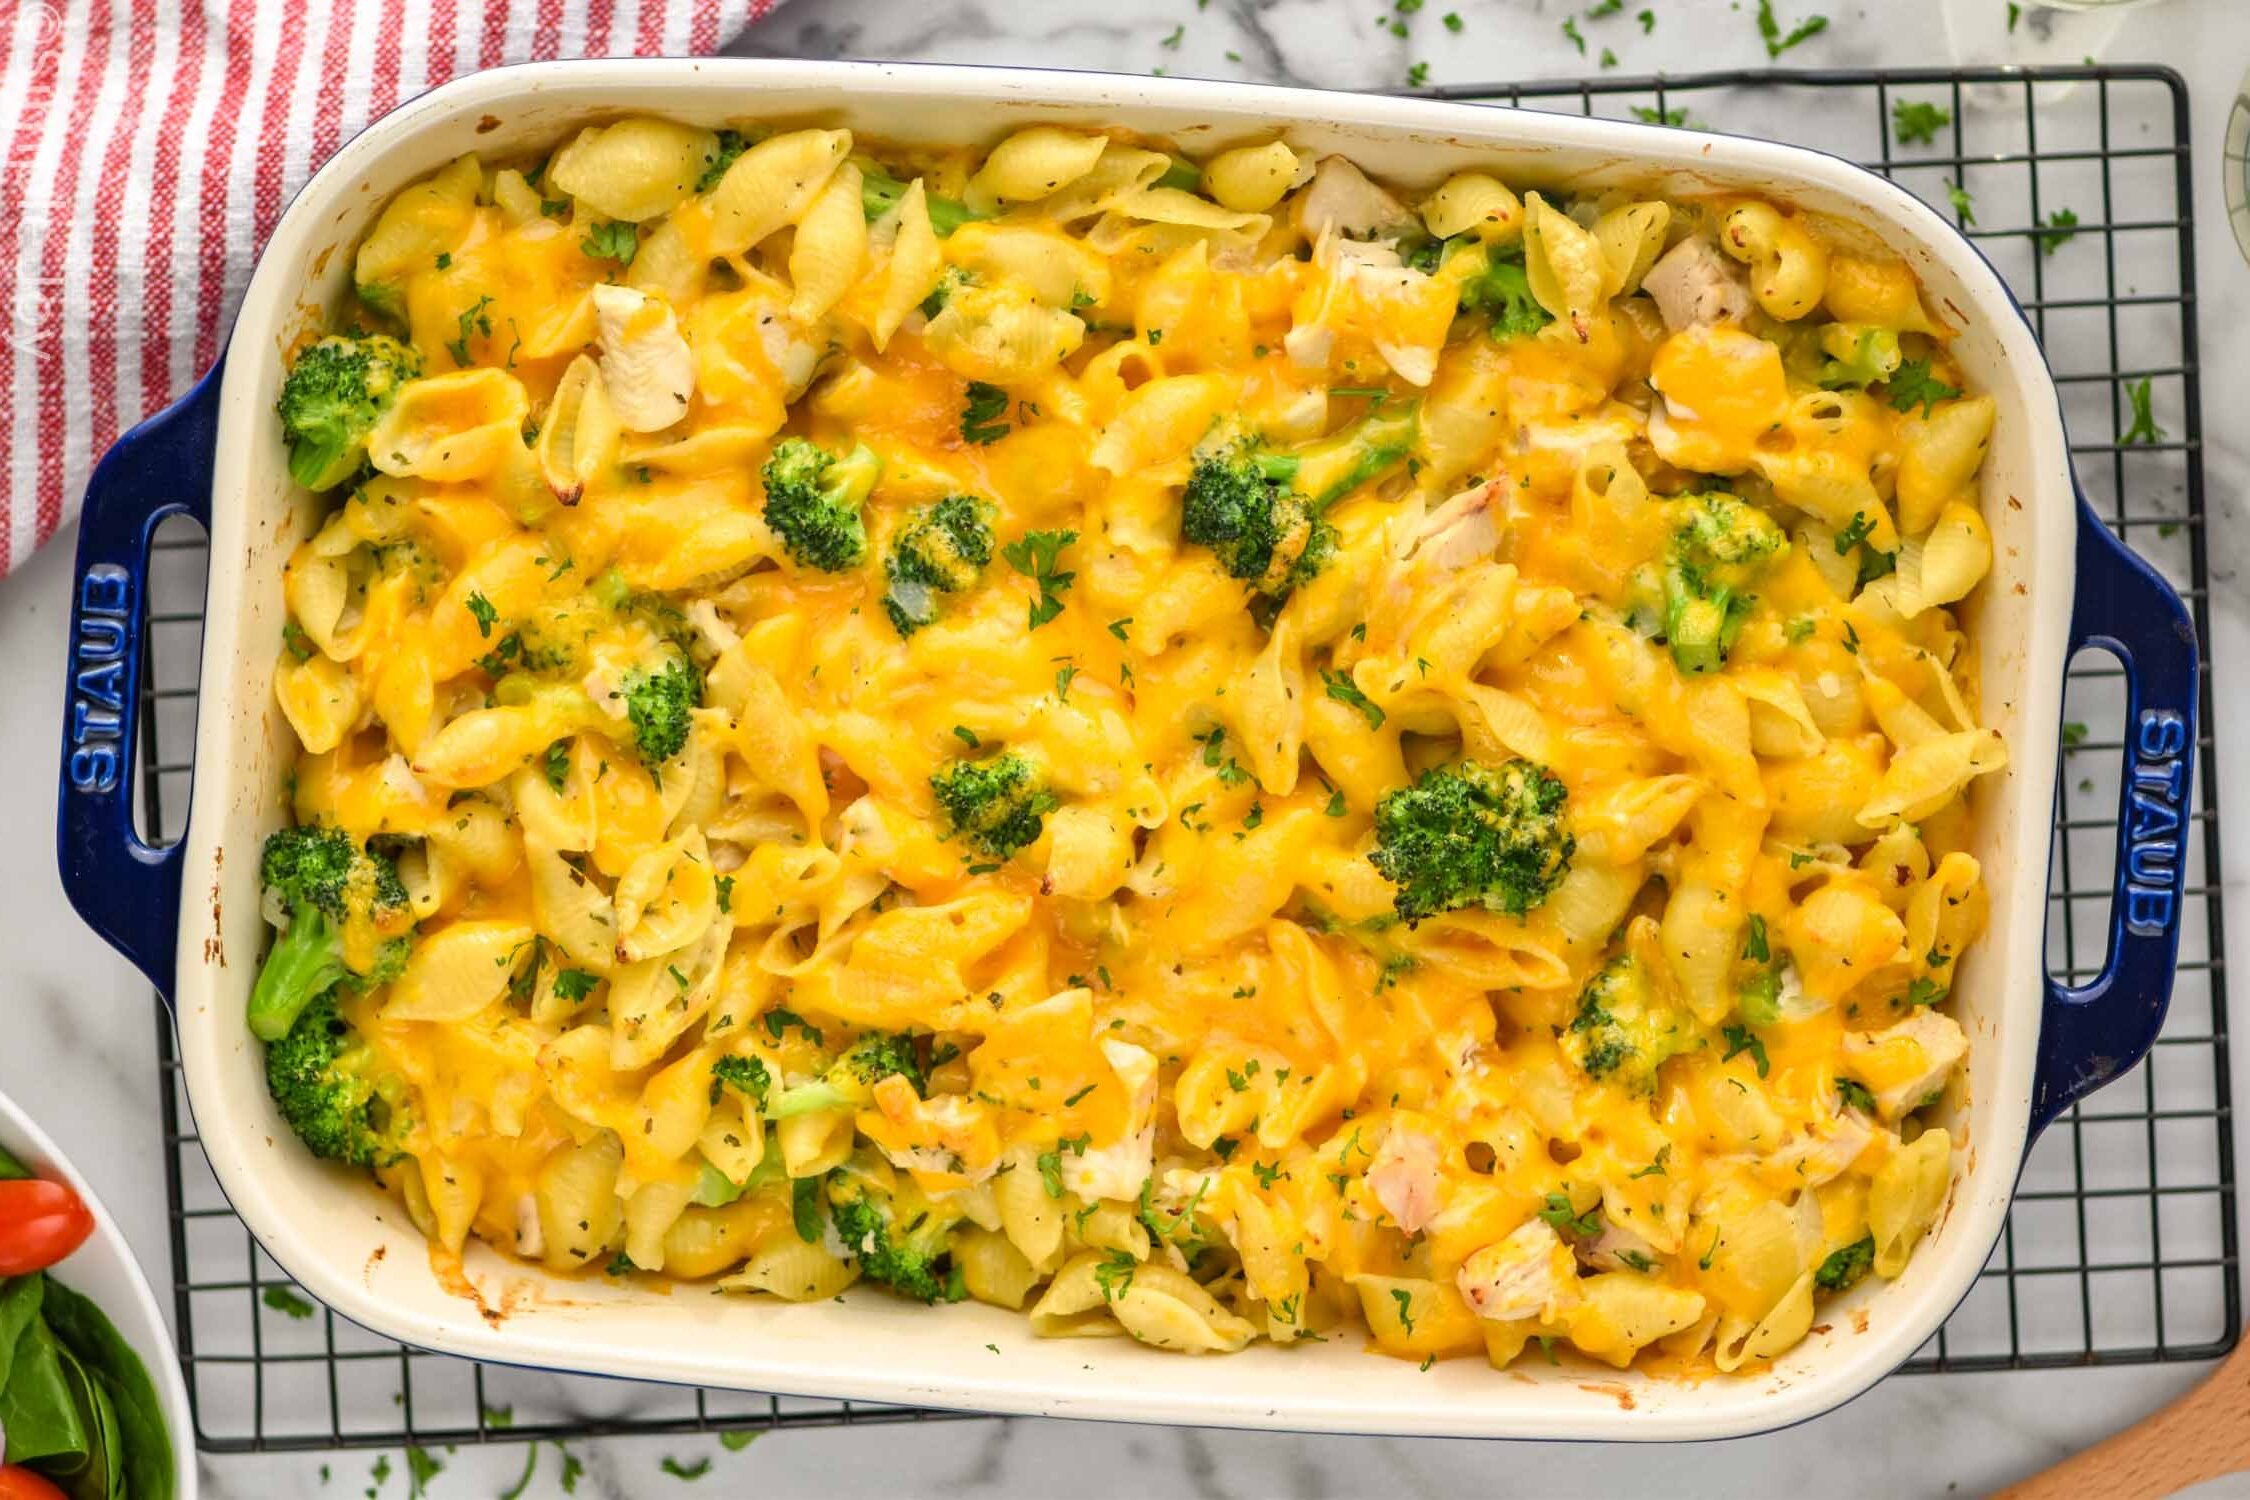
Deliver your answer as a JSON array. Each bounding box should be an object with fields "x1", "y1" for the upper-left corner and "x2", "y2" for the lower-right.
[{"x1": 0, "y1": 1089, "x2": 197, "y2": 1496}]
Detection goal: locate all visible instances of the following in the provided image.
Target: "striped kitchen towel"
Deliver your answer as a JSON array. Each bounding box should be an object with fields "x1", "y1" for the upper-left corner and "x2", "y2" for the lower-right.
[{"x1": 0, "y1": 0, "x2": 780, "y2": 575}]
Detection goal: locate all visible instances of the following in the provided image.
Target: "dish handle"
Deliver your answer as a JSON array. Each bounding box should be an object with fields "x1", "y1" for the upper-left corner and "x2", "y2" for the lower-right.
[
  {"x1": 54, "y1": 362, "x2": 222, "y2": 1006},
  {"x1": 2031, "y1": 495, "x2": 2199, "y2": 1133}
]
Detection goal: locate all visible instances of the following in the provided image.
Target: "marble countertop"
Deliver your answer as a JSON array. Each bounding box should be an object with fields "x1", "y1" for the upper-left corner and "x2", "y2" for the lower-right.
[{"x1": 8, "y1": 0, "x2": 2250, "y2": 1494}]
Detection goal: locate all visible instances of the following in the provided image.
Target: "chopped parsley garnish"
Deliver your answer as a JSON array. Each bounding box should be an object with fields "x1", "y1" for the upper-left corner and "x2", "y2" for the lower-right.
[
  {"x1": 1002, "y1": 529, "x2": 1077, "y2": 629},
  {"x1": 465, "y1": 591, "x2": 497, "y2": 637},
  {"x1": 1391, "y1": 1286, "x2": 1418, "y2": 1333},
  {"x1": 1743, "y1": 914, "x2": 1770, "y2": 963},
  {"x1": 1721, "y1": 1021, "x2": 1770, "y2": 1078},
  {"x1": 1838, "y1": 1078, "x2": 1878, "y2": 1114},
  {"x1": 554, "y1": 968, "x2": 600, "y2": 1002},
  {"x1": 580, "y1": 220, "x2": 639, "y2": 266},
  {"x1": 1321, "y1": 669, "x2": 1385, "y2": 729},
  {"x1": 446, "y1": 294, "x2": 494, "y2": 367},
  {"x1": 1537, "y1": 1192, "x2": 1602, "y2": 1238},
  {"x1": 1888, "y1": 358, "x2": 1962, "y2": 416},
  {"x1": 1093, "y1": 1248, "x2": 1139, "y2": 1301},
  {"x1": 961, "y1": 381, "x2": 1011, "y2": 444},
  {"x1": 2036, "y1": 207, "x2": 2080, "y2": 256}
]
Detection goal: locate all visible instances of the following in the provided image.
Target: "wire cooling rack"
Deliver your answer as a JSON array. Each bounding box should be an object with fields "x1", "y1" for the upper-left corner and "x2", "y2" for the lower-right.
[{"x1": 131, "y1": 63, "x2": 2234, "y2": 1454}]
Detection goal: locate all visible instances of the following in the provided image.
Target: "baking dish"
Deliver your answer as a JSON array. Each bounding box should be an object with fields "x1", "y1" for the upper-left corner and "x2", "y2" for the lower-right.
[{"x1": 52, "y1": 59, "x2": 2198, "y2": 1441}]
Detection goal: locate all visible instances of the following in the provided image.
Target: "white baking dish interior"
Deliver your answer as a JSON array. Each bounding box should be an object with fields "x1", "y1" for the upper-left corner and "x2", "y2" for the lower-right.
[{"x1": 169, "y1": 60, "x2": 2073, "y2": 1441}]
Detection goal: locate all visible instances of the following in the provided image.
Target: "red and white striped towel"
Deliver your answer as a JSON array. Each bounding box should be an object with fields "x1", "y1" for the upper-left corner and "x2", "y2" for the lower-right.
[{"x1": 0, "y1": 0, "x2": 780, "y2": 575}]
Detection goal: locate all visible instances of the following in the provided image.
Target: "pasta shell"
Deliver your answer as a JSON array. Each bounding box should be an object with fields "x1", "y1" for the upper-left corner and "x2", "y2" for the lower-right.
[
  {"x1": 550, "y1": 117, "x2": 718, "y2": 223},
  {"x1": 536, "y1": 354, "x2": 621, "y2": 505}
]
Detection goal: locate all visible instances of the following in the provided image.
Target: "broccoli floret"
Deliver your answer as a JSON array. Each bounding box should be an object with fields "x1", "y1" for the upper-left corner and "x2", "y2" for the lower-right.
[
  {"x1": 620, "y1": 651, "x2": 700, "y2": 765},
  {"x1": 276, "y1": 334, "x2": 420, "y2": 491},
  {"x1": 1368, "y1": 759, "x2": 1574, "y2": 923},
  {"x1": 769, "y1": 1033, "x2": 925, "y2": 1118},
  {"x1": 1815, "y1": 1233, "x2": 1876, "y2": 1292},
  {"x1": 248, "y1": 826, "x2": 414, "y2": 1042},
  {"x1": 1287, "y1": 401, "x2": 1421, "y2": 511},
  {"x1": 920, "y1": 266, "x2": 975, "y2": 320},
  {"x1": 858, "y1": 166, "x2": 982, "y2": 237},
  {"x1": 826, "y1": 1171, "x2": 966, "y2": 1304},
  {"x1": 759, "y1": 438, "x2": 883, "y2": 572},
  {"x1": 1662, "y1": 492, "x2": 1790, "y2": 675},
  {"x1": 264, "y1": 992, "x2": 412, "y2": 1167},
  {"x1": 931, "y1": 750, "x2": 1059, "y2": 862},
  {"x1": 1456, "y1": 246, "x2": 1552, "y2": 341},
  {"x1": 883, "y1": 495, "x2": 996, "y2": 635},
  {"x1": 696, "y1": 129, "x2": 747, "y2": 193},
  {"x1": 1562, "y1": 951, "x2": 1693, "y2": 1096},
  {"x1": 1816, "y1": 324, "x2": 1904, "y2": 391},
  {"x1": 1181, "y1": 433, "x2": 1322, "y2": 597},
  {"x1": 711, "y1": 1053, "x2": 773, "y2": 1111},
  {"x1": 1179, "y1": 405, "x2": 1419, "y2": 601}
]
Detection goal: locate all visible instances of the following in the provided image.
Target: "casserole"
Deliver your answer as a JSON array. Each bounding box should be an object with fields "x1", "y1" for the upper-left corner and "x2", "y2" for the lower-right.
[{"x1": 54, "y1": 59, "x2": 2197, "y2": 1440}]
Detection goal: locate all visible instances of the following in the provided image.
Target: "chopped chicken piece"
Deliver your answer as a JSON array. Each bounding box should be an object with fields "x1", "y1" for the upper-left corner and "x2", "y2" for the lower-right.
[
  {"x1": 1641, "y1": 236, "x2": 1753, "y2": 331},
  {"x1": 1841, "y1": 1009, "x2": 1968, "y2": 1121},
  {"x1": 1289, "y1": 155, "x2": 1415, "y2": 241},
  {"x1": 1457, "y1": 1218, "x2": 1581, "y2": 1322},
  {"x1": 1061, "y1": 1039, "x2": 1158, "y2": 1202},
  {"x1": 756, "y1": 302, "x2": 826, "y2": 401},
  {"x1": 1409, "y1": 483, "x2": 1501, "y2": 572},
  {"x1": 1366, "y1": 1124, "x2": 1444, "y2": 1233},
  {"x1": 591, "y1": 283, "x2": 694, "y2": 432},
  {"x1": 1784, "y1": 1106, "x2": 1879, "y2": 1186}
]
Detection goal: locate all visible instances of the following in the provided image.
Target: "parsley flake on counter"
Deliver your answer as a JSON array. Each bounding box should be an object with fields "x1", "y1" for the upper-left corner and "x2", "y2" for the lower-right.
[
  {"x1": 262, "y1": 1285, "x2": 316, "y2": 1319},
  {"x1": 2123, "y1": 376, "x2": 2167, "y2": 445},
  {"x1": 1890, "y1": 99, "x2": 1951, "y2": 146},
  {"x1": 1943, "y1": 177, "x2": 1976, "y2": 224},
  {"x1": 1755, "y1": 0, "x2": 1827, "y2": 57}
]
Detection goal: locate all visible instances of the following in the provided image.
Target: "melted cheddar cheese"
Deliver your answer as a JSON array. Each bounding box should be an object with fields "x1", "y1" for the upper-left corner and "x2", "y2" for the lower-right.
[{"x1": 264, "y1": 119, "x2": 2005, "y2": 1376}]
